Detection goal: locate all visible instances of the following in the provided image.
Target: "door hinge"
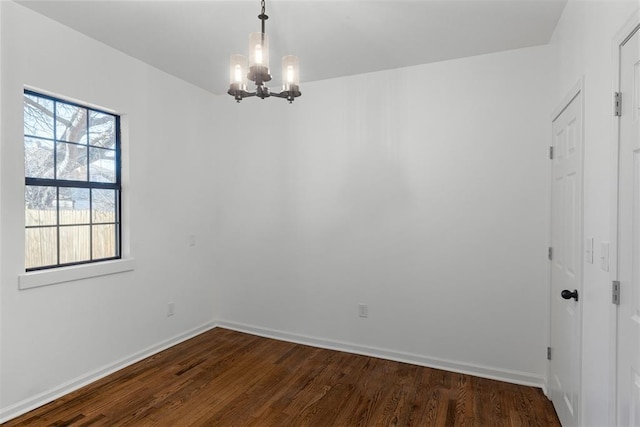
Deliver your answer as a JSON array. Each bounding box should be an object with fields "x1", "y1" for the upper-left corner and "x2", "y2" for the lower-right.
[
  {"x1": 549, "y1": 146, "x2": 554, "y2": 160},
  {"x1": 615, "y1": 92, "x2": 622, "y2": 117},
  {"x1": 612, "y1": 280, "x2": 621, "y2": 305},
  {"x1": 548, "y1": 247, "x2": 553, "y2": 261},
  {"x1": 547, "y1": 346, "x2": 552, "y2": 360}
]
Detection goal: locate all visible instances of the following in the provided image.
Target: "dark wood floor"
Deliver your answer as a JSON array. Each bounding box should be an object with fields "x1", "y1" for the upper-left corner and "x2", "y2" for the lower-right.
[{"x1": 3, "y1": 328, "x2": 560, "y2": 426}]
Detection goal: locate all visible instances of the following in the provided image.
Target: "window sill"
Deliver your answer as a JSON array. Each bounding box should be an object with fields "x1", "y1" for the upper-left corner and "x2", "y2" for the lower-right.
[{"x1": 18, "y1": 258, "x2": 136, "y2": 290}]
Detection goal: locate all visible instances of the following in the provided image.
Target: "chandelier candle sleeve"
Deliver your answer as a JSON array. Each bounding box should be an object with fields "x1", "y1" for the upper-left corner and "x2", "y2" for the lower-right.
[
  {"x1": 248, "y1": 32, "x2": 271, "y2": 85},
  {"x1": 230, "y1": 55, "x2": 248, "y2": 89},
  {"x1": 249, "y1": 32, "x2": 269, "y2": 69},
  {"x1": 282, "y1": 55, "x2": 300, "y2": 91}
]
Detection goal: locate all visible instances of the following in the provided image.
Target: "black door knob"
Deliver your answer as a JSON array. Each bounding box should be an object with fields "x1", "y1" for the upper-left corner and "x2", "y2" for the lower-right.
[{"x1": 561, "y1": 289, "x2": 579, "y2": 301}]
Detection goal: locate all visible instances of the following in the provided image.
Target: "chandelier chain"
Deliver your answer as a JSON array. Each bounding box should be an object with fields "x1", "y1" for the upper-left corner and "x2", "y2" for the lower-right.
[{"x1": 259, "y1": 0, "x2": 268, "y2": 36}]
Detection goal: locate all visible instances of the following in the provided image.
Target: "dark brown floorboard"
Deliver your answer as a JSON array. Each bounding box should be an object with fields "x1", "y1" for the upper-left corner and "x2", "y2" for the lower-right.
[{"x1": 2, "y1": 328, "x2": 561, "y2": 426}]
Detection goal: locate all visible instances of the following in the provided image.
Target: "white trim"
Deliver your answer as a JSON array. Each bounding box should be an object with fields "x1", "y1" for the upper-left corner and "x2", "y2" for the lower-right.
[
  {"x1": 541, "y1": 383, "x2": 549, "y2": 397},
  {"x1": 610, "y1": 10, "x2": 640, "y2": 427},
  {"x1": 18, "y1": 258, "x2": 135, "y2": 290},
  {"x1": 0, "y1": 321, "x2": 216, "y2": 424},
  {"x1": 216, "y1": 320, "x2": 546, "y2": 389},
  {"x1": 23, "y1": 84, "x2": 119, "y2": 116},
  {"x1": 0, "y1": 4, "x2": 4, "y2": 418}
]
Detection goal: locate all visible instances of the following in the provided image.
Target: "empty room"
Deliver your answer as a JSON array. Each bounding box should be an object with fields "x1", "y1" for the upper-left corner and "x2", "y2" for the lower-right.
[{"x1": 1, "y1": 0, "x2": 639, "y2": 425}]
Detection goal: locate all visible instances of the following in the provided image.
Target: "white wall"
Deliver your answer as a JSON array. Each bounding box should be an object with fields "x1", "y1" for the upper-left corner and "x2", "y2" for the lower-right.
[
  {"x1": 0, "y1": 2, "x2": 220, "y2": 419},
  {"x1": 213, "y1": 46, "x2": 553, "y2": 385},
  {"x1": 550, "y1": 1, "x2": 639, "y2": 425},
  {"x1": 0, "y1": 1, "x2": 571, "y2": 422}
]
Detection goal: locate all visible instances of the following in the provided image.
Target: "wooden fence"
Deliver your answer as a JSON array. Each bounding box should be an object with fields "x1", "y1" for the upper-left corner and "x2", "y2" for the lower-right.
[{"x1": 25, "y1": 209, "x2": 117, "y2": 269}]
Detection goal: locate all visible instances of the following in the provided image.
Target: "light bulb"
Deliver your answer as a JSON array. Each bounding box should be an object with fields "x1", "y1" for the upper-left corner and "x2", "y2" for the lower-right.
[
  {"x1": 249, "y1": 33, "x2": 269, "y2": 69},
  {"x1": 287, "y1": 65, "x2": 294, "y2": 83},
  {"x1": 230, "y1": 54, "x2": 247, "y2": 86},
  {"x1": 255, "y1": 44, "x2": 263, "y2": 64},
  {"x1": 281, "y1": 55, "x2": 300, "y2": 94}
]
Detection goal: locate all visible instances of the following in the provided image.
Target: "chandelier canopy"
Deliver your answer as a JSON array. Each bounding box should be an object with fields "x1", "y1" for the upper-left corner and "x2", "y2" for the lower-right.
[{"x1": 228, "y1": 0, "x2": 302, "y2": 103}]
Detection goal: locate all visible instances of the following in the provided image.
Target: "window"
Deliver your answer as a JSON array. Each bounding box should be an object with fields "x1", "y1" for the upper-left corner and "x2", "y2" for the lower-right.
[{"x1": 24, "y1": 90, "x2": 121, "y2": 271}]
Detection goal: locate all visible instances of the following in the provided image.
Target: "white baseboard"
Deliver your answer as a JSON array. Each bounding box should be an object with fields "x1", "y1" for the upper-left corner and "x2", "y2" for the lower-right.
[
  {"x1": 541, "y1": 381, "x2": 549, "y2": 397},
  {"x1": 216, "y1": 320, "x2": 546, "y2": 390},
  {"x1": 0, "y1": 321, "x2": 216, "y2": 424}
]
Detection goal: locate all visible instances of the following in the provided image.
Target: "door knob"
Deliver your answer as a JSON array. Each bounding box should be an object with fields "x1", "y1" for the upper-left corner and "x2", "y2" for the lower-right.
[{"x1": 561, "y1": 289, "x2": 579, "y2": 301}]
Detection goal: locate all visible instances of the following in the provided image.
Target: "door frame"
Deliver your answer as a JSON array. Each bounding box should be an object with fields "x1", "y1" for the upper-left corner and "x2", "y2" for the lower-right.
[
  {"x1": 548, "y1": 77, "x2": 584, "y2": 427},
  {"x1": 611, "y1": 10, "x2": 640, "y2": 427}
]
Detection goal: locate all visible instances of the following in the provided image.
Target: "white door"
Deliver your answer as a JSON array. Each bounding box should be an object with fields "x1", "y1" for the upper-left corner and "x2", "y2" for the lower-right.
[
  {"x1": 617, "y1": 24, "x2": 640, "y2": 427},
  {"x1": 550, "y1": 88, "x2": 583, "y2": 427}
]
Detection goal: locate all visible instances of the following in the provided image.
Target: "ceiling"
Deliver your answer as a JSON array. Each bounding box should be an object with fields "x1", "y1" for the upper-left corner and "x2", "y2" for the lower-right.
[{"x1": 18, "y1": 0, "x2": 567, "y2": 95}]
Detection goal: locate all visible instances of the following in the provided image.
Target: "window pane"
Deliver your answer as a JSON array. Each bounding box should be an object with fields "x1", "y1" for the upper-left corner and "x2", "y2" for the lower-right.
[
  {"x1": 24, "y1": 94, "x2": 54, "y2": 139},
  {"x1": 92, "y1": 224, "x2": 117, "y2": 259},
  {"x1": 59, "y1": 187, "x2": 90, "y2": 225},
  {"x1": 25, "y1": 137, "x2": 54, "y2": 179},
  {"x1": 92, "y1": 189, "x2": 116, "y2": 223},
  {"x1": 59, "y1": 225, "x2": 90, "y2": 264},
  {"x1": 56, "y1": 142, "x2": 87, "y2": 181},
  {"x1": 89, "y1": 147, "x2": 116, "y2": 183},
  {"x1": 25, "y1": 186, "x2": 57, "y2": 226},
  {"x1": 89, "y1": 111, "x2": 115, "y2": 149},
  {"x1": 25, "y1": 227, "x2": 57, "y2": 269},
  {"x1": 56, "y1": 103, "x2": 88, "y2": 144}
]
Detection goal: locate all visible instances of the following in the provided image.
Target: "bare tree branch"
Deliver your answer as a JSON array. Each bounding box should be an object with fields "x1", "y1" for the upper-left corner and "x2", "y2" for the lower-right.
[{"x1": 24, "y1": 97, "x2": 72, "y2": 128}]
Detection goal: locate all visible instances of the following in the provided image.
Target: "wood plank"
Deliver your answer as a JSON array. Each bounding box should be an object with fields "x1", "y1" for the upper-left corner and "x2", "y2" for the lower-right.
[{"x1": 1, "y1": 328, "x2": 561, "y2": 427}]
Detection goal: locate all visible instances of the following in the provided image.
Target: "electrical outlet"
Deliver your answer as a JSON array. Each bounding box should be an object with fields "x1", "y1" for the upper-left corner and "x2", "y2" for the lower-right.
[
  {"x1": 358, "y1": 303, "x2": 368, "y2": 318},
  {"x1": 189, "y1": 234, "x2": 196, "y2": 247},
  {"x1": 167, "y1": 302, "x2": 175, "y2": 317}
]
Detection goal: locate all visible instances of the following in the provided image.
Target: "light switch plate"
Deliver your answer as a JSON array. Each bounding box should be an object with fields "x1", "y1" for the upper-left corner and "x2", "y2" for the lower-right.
[
  {"x1": 585, "y1": 236, "x2": 594, "y2": 264},
  {"x1": 600, "y1": 242, "x2": 610, "y2": 272},
  {"x1": 358, "y1": 303, "x2": 368, "y2": 318}
]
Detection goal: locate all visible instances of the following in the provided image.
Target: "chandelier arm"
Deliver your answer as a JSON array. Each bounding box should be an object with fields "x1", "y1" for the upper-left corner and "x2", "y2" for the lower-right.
[
  {"x1": 227, "y1": 84, "x2": 257, "y2": 102},
  {"x1": 271, "y1": 86, "x2": 302, "y2": 103}
]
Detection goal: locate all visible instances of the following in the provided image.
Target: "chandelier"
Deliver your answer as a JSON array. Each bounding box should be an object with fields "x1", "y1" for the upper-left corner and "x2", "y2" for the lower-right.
[{"x1": 228, "y1": 0, "x2": 302, "y2": 103}]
